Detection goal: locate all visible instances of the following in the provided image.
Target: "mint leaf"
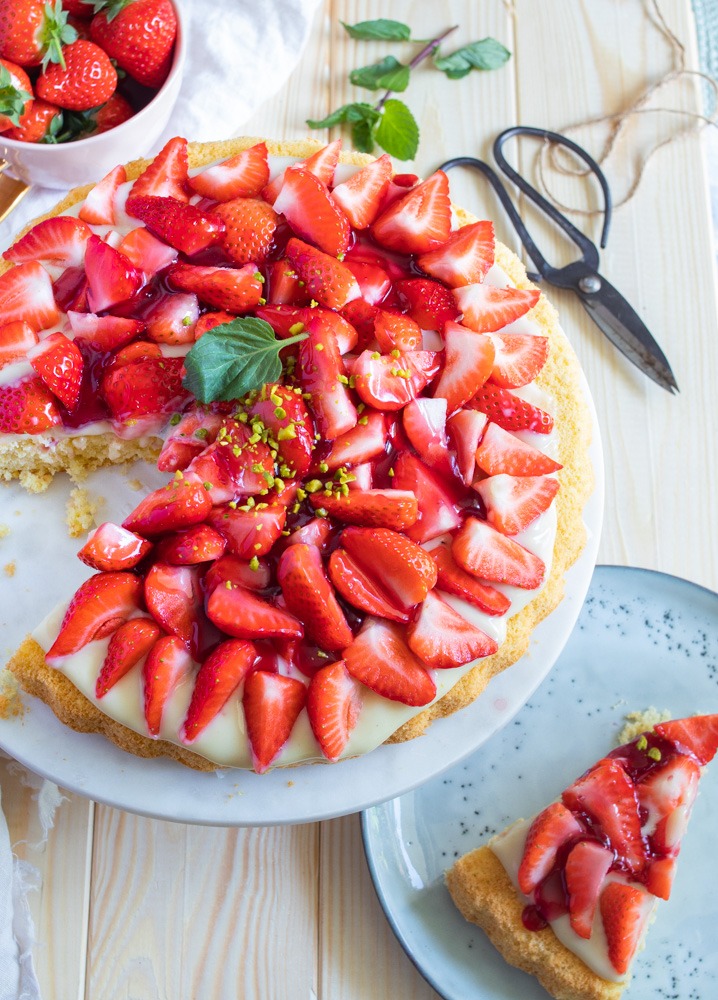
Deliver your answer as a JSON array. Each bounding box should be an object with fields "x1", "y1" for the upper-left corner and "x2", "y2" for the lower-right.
[
  {"x1": 434, "y1": 38, "x2": 511, "y2": 79},
  {"x1": 352, "y1": 117, "x2": 376, "y2": 154},
  {"x1": 374, "y1": 99, "x2": 419, "y2": 161},
  {"x1": 182, "y1": 318, "x2": 307, "y2": 404},
  {"x1": 341, "y1": 19, "x2": 411, "y2": 41},
  {"x1": 306, "y1": 101, "x2": 379, "y2": 130},
  {"x1": 350, "y1": 56, "x2": 410, "y2": 92}
]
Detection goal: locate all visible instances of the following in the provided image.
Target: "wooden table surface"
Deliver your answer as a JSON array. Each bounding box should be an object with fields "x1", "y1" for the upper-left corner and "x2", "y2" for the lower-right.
[{"x1": 2, "y1": 1, "x2": 718, "y2": 997}]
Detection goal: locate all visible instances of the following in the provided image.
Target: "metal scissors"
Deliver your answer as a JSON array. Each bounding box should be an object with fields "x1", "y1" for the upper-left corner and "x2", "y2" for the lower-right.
[{"x1": 439, "y1": 126, "x2": 678, "y2": 394}]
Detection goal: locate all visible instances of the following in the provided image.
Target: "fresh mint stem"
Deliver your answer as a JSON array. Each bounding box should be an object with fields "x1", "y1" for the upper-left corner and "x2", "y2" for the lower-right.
[{"x1": 375, "y1": 24, "x2": 459, "y2": 111}]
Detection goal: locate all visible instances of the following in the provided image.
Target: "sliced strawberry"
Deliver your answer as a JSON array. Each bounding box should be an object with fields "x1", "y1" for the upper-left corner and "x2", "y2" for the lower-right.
[
  {"x1": 353, "y1": 349, "x2": 440, "y2": 411},
  {"x1": 328, "y1": 547, "x2": 410, "y2": 623},
  {"x1": 84, "y1": 235, "x2": 142, "y2": 312},
  {"x1": 470, "y1": 384, "x2": 554, "y2": 434},
  {"x1": 155, "y1": 524, "x2": 227, "y2": 565},
  {"x1": 194, "y1": 310, "x2": 236, "y2": 339},
  {"x1": 432, "y1": 321, "x2": 494, "y2": 414},
  {"x1": 391, "y1": 452, "x2": 461, "y2": 543},
  {"x1": 277, "y1": 543, "x2": 353, "y2": 651},
  {"x1": 340, "y1": 298, "x2": 379, "y2": 348},
  {"x1": 454, "y1": 282, "x2": 541, "y2": 333},
  {"x1": 447, "y1": 407, "x2": 487, "y2": 485},
  {"x1": 123, "y1": 474, "x2": 212, "y2": 537},
  {"x1": 188, "y1": 141, "x2": 269, "y2": 201},
  {"x1": 96, "y1": 617, "x2": 162, "y2": 698},
  {"x1": 637, "y1": 755, "x2": 700, "y2": 859},
  {"x1": 263, "y1": 139, "x2": 342, "y2": 204},
  {"x1": 117, "y1": 226, "x2": 179, "y2": 277},
  {"x1": 28, "y1": 331, "x2": 83, "y2": 409},
  {"x1": 181, "y1": 639, "x2": 256, "y2": 742},
  {"x1": 100, "y1": 355, "x2": 188, "y2": 422},
  {"x1": 517, "y1": 802, "x2": 583, "y2": 895},
  {"x1": 207, "y1": 502, "x2": 287, "y2": 559},
  {"x1": 320, "y1": 409, "x2": 386, "y2": 472},
  {"x1": 68, "y1": 311, "x2": 143, "y2": 352},
  {"x1": 306, "y1": 659, "x2": 362, "y2": 761},
  {"x1": 343, "y1": 618, "x2": 436, "y2": 705},
  {"x1": 417, "y1": 220, "x2": 495, "y2": 288},
  {"x1": 0, "y1": 376, "x2": 61, "y2": 434},
  {"x1": 298, "y1": 313, "x2": 357, "y2": 440},
  {"x1": 402, "y1": 397, "x2": 453, "y2": 477},
  {"x1": 452, "y1": 517, "x2": 545, "y2": 589},
  {"x1": 331, "y1": 153, "x2": 392, "y2": 229},
  {"x1": 563, "y1": 759, "x2": 645, "y2": 872},
  {"x1": 407, "y1": 590, "x2": 498, "y2": 669},
  {"x1": 78, "y1": 164, "x2": 126, "y2": 226},
  {"x1": 143, "y1": 635, "x2": 192, "y2": 737},
  {"x1": 394, "y1": 277, "x2": 459, "y2": 331},
  {"x1": 129, "y1": 136, "x2": 189, "y2": 202},
  {"x1": 125, "y1": 196, "x2": 225, "y2": 256},
  {"x1": 144, "y1": 291, "x2": 199, "y2": 344},
  {"x1": 265, "y1": 259, "x2": 305, "y2": 305},
  {"x1": 644, "y1": 856, "x2": 676, "y2": 901},
  {"x1": 249, "y1": 383, "x2": 315, "y2": 478},
  {"x1": 599, "y1": 882, "x2": 652, "y2": 976},
  {"x1": 4, "y1": 216, "x2": 92, "y2": 268},
  {"x1": 430, "y1": 543, "x2": 511, "y2": 616},
  {"x1": 475, "y1": 474, "x2": 560, "y2": 535},
  {"x1": 78, "y1": 522, "x2": 152, "y2": 571},
  {"x1": 285, "y1": 516, "x2": 333, "y2": 550},
  {"x1": 374, "y1": 309, "x2": 421, "y2": 352},
  {"x1": 109, "y1": 342, "x2": 163, "y2": 368},
  {"x1": 0, "y1": 320, "x2": 37, "y2": 366},
  {"x1": 654, "y1": 714, "x2": 718, "y2": 765},
  {"x1": 564, "y1": 840, "x2": 614, "y2": 939},
  {"x1": 309, "y1": 488, "x2": 418, "y2": 530},
  {"x1": 475, "y1": 422, "x2": 562, "y2": 477},
  {"x1": 207, "y1": 583, "x2": 303, "y2": 640},
  {"x1": 186, "y1": 426, "x2": 273, "y2": 504},
  {"x1": 273, "y1": 167, "x2": 351, "y2": 257},
  {"x1": 243, "y1": 669, "x2": 307, "y2": 773},
  {"x1": 488, "y1": 332, "x2": 550, "y2": 388},
  {"x1": 0, "y1": 261, "x2": 60, "y2": 332},
  {"x1": 213, "y1": 197, "x2": 279, "y2": 265},
  {"x1": 372, "y1": 171, "x2": 451, "y2": 254},
  {"x1": 203, "y1": 553, "x2": 272, "y2": 594},
  {"x1": 255, "y1": 305, "x2": 354, "y2": 353},
  {"x1": 144, "y1": 562, "x2": 202, "y2": 645},
  {"x1": 47, "y1": 572, "x2": 143, "y2": 659},
  {"x1": 340, "y1": 525, "x2": 437, "y2": 609},
  {"x1": 52, "y1": 265, "x2": 88, "y2": 314},
  {"x1": 344, "y1": 262, "x2": 391, "y2": 308},
  {"x1": 168, "y1": 262, "x2": 263, "y2": 313},
  {"x1": 285, "y1": 237, "x2": 360, "y2": 309}
]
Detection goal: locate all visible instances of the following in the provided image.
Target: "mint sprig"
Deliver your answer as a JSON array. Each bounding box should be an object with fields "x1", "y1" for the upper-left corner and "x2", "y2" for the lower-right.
[
  {"x1": 307, "y1": 21, "x2": 510, "y2": 160},
  {"x1": 182, "y1": 318, "x2": 308, "y2": 404}
]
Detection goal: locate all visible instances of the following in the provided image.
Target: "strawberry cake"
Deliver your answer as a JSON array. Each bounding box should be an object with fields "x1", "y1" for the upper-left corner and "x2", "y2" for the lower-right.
[
  {"x1": 446, "y1": 713, "x2": 718, "y2": 1000},
  {"x1": 1, "y1": 136, "x2": 593, "y2": 772}
]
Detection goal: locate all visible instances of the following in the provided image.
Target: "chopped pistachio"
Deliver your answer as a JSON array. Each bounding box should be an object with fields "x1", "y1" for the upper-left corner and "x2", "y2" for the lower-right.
[
  {"x1": 304, "y1": 479, "x2": 323, "y2": 493},
  {"x1": 647, "y1": 747, "x2": 662, "y2": 762},
  {"x1": 636, "y1": 734, "x2": 648, "y2": 751},
  {"x1": 288, "y1": 322, "x2": 305, "y2": 336},
  {"x1": 249, "y1": 556, "x2": 260, "y2": 571},
  {"x1": 169, "y1": 413, "x2": 181, "y2": 426}
]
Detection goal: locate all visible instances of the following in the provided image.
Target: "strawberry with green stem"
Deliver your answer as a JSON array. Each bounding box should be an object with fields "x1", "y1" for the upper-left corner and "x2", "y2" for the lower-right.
[{"x1": 0, "y1": 0, "x2": 77, "y2": 69}]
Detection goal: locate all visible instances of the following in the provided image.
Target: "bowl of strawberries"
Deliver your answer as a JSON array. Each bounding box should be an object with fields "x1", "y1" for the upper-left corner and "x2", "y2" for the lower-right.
[{"x1": 0, "y1": 0, "x2": 185, "y2": 189}]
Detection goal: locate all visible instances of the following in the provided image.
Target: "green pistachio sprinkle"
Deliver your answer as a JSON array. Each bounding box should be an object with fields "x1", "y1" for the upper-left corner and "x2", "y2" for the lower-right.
[
  {"x1": 289, "y1": 322, "x2": 305, "y2": 335},
  {"x1": 636, "y1": 735, "x2": 648, "y2": 751},
  {"x1": 169, "y1": 413, "x2": 181, "y2": 425},
  {"x1": 249, "y1": 556, "x2": 260, "y2": 571},
  {"x1": 647, "y1": 747, "x2": 662, "y2": 762}
]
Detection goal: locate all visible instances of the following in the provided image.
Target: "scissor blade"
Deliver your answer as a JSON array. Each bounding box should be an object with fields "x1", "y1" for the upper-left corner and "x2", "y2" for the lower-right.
[{"x1": 577, "y1": 277, "x2": 678, "y2": 393}]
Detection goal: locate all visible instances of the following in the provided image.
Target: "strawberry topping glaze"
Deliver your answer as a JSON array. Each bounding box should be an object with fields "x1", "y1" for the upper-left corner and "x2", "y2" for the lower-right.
[{"x1": 8, "y1": 137, "x2": 564, "y2": 772}]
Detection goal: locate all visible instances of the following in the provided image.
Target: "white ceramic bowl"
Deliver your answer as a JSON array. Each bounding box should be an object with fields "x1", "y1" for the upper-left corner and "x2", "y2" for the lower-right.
[{"x1": 0, "y1": 2, "x2": 186, "y2": 189}]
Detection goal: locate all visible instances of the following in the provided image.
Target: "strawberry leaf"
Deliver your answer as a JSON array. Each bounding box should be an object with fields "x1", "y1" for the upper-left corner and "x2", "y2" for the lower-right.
[
  {"x1": 341, "y1": 19, "x2": 411, "y2": 41},
  {"x1": 0, "y1": 65, "x2": 31, "y2": 127},
  {"x1": 374, "y1": 99, "x2": 419, "y2": 161},
  {"x1": 183, "y1": 318, "x2": 308, "y2": 403},
  {"x1": 350, "y1": 56, "x2": 410, "y2": 92},
  {"x1": 434, "y1": 38, "x2": 511, "y2": 79}
]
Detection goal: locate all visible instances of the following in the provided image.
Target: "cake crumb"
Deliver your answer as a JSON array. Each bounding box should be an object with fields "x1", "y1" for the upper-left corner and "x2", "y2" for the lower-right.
[
  {"x1": 4, "y1": 561, "x2": 15, "y2": 577},
  {"x1": 65, "y1": 488, "x2": 105, "y2": 538},
  {"x1": 617, "y1": 707, "x2": 672, "y2": 745},
  {"x1": 0, "y1": 524, "x2": 9, "y2": 539},
  {"x1": 0, "y1": 669, "x2": 23, "y2": 720}
]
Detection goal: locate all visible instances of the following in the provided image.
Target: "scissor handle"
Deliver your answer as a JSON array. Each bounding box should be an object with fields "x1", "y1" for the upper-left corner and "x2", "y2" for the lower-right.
[{"x1": 494, "y1": 126, "x2": 612, "y2": 253}]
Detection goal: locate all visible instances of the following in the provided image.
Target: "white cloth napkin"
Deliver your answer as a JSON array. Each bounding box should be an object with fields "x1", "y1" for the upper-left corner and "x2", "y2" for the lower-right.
[
  {"x1": 0, "y1": 2, "x2": 320, "y2": 995},
  {"x1": 0, "y1": 0, "x2": 322, "y2": 250}
]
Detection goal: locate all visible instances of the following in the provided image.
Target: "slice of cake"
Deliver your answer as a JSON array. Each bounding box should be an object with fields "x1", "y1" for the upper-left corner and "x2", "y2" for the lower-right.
[
  {"x1": 2, "y1": 136, "x2": 592, "y2": 771},
  {"x1": 446, "y1": 714, "x2": 718, "y2": 1000}
]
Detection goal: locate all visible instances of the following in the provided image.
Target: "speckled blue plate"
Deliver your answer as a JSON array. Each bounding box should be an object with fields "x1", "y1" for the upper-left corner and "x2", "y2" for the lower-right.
[{"x1": 362, "y1": 565, "x2": 718, "y2": 1000}]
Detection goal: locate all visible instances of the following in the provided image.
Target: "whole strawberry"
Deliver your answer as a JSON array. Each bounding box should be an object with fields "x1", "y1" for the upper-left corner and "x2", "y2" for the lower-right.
[
  {"x1": 0, "y1": 58, "x2": 33, "y2": 131},
  {"x1": 90, "y1": 0, "x2": 177, "y2": 88},
  {"x1": 4, "y1": 98, "x2": 61, "y2": 142},
  {"x1": 36, "y1": 38, "x2": 117, "y2": 110},
  {"x1": 0, "y1": 0, "x2": 77, "y2": 68}
]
